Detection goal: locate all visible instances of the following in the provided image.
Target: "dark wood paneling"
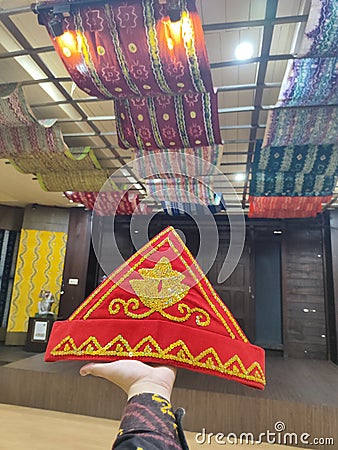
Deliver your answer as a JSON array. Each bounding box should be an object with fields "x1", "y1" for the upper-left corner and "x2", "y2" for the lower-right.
[
  {"x1": 208, "y1": 236, "x2": 252, "y2": 339},
  {"x1": 284, "y1": 228, "x2": 327, "y2": 359},
  {"x1": 0, "y1": 206, "x2": 24, "y2": 231},
  {"x1": 58, "y1": 209, "x2": 91, "y2": 319},
  {"x1": 327, "y1": 210, "x2": 338, "y2": 363}
]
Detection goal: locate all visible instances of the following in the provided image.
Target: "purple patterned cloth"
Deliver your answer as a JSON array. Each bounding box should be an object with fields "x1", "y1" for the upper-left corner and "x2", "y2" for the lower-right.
[
  {"x1": 297, "y1": 0, "x2": 338, "y2": 57},
  {"x1": 278, "y1": 58, "x2": 338, "y2": 107},
  {"x1": 115, "y1": 92, "x2": 221, "y2": 150}
]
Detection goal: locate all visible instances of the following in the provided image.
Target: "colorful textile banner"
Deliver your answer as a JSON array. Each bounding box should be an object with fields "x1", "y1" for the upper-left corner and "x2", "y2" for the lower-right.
[
  {"x1": 64, "y1": 191, "x2": 149, "y2": 215},
  {"x1": 249, "y1": 171, "x2": 337, "y2": 197},
  {"x1": 252, "y1": 141, "x2": 338, "y2": 176},
  {"x1": 278, "y1": 57, "x2": 338, "y2": 107},
  {"x1": 297, "y1": 0, "x2": 338, "y2": 57},
  {"x1": 115, "y1": 91, "x2": 221, "y2": 150},
  {"x1": 146, "y1": 176, "x2": 216, "y2": 204},
  {"x1": 248, "y1": 195, "x2": 332, "y2": 218},
  {"x1": 0, "y1": 83, "x2": 37, "y2": 127},
  {"x1": 133, "y1": 145, "x2": 222, "y2": 178},
  {"x1": 37, "y1": 169, "x2": 115, "y2": 192},
  {"x1": 161, "y1": 194, "x2": 226, "y2": 215},
  {"x1": 37, "y1": 0, "x2": 213, "y2": 99},
  {"x1": 263, "y1": 107, "x2": 338, "y2": 147},
  {"x1": 11, "y1": 146, "x2": 101, "y2": 174},
  {"x1": 0, "y1": 84, "x2": 102, "y2": 174}
]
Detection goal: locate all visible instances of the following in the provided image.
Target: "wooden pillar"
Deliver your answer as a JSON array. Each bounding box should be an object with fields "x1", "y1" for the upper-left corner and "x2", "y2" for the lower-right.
[
  {"x1": 326, "y1": 210, "x2": 338, "y2": 364},
  {"x1": 58, "y1": 209, "x2": 91, "y2": 319}
]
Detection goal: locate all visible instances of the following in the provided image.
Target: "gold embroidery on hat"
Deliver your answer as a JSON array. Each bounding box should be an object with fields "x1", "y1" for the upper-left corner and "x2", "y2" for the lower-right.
[
  {"x1": 50, "y1": 334, "x2": 266, "y2": 387},
  {"x1": 72, "y1": 227, "x2": 246, "y2": 342},
  {"x1": 108, "y1": 257, "x2": 210, "y2": 326}
]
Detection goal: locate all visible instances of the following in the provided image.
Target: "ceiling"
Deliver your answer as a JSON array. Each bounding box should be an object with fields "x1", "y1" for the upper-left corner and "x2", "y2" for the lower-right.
[{"x1": 0, "y1": 0, "x2": 337, "y2": 211}]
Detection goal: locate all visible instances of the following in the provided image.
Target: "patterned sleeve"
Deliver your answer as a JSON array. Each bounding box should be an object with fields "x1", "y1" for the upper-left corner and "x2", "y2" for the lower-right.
[{"x1": 112, "y1": 393, "x2": 188, "y2": 449}]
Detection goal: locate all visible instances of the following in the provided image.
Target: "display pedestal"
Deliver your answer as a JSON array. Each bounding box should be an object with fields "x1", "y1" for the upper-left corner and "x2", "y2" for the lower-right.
[{"x1": 24, "y1": 317, "x2": 55, "y2": 352}]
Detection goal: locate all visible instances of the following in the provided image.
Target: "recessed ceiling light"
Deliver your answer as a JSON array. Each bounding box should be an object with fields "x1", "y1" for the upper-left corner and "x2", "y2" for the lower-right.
[
  {"x1": 235, "y1": 173, "x2": 245, "y2": 181},
  {"x1": 235, "y1": 42, "x2": 253, "y2": 60}
]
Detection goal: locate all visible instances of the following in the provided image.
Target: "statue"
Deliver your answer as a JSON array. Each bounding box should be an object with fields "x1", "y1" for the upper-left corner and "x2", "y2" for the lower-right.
[{"x1": 37, "y1": 290, "x2": 56, "y2": 318}]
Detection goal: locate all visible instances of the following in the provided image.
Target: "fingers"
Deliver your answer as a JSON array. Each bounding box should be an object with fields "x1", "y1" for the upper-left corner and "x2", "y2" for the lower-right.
[{"x1": 79, "y1": 362, "x2": 112, "y2": 379}]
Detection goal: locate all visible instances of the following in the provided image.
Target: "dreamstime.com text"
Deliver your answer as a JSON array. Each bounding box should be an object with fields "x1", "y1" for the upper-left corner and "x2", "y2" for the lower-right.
[{"x1": 195, "y1": 422, "x2": 335, "y2": 446}]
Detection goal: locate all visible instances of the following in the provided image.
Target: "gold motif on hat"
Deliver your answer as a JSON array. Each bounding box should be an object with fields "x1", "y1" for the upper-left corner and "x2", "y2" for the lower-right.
[{"x1": 108, "y1": 257, "x2": 210, "y2": 326}]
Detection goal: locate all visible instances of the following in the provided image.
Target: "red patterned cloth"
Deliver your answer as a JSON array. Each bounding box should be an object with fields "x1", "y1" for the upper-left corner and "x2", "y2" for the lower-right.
[
  {"x1": 45, "y1": 227, "x2": 266, "y2": 390},
  {"x1": 64, "y1": 191, "x2": 149, "y2": 215},
  {"x1": 248, "y1": 195, "x2": 332, "y2": 218},
  {"x1": 37, "y1": 0, "x2": 213, "y2": 98},
  {"x1": 115, "y1": 92, "x2": 221, "y2": 150}
]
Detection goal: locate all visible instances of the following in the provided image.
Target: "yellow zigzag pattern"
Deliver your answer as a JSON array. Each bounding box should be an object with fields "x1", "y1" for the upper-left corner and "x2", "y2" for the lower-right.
[
  {"x1": 51, "y1": 334, "x2": 266, "y2": 386},
  {"x1": 7, "y1": 229, "x2": 67, "y2": 333}
]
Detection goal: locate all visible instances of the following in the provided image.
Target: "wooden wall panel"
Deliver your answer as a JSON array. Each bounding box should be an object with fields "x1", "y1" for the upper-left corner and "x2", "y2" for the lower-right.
[
  {"x1": 0, "y1": 206, "x2": 24, "y2": 231},
  {"x1": 284, "y1": 228, "x2": 327, "y2": 359},
  {"x1": 58, "y1": 209, "x2": 91, "y2": 320},
  {"x1": 327, "y1": 210, "x2": 338, "y2": 364}
]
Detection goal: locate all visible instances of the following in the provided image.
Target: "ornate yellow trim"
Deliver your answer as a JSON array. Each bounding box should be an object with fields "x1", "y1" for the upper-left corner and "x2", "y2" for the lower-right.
[
  {"x1": 50, "y1": 334, "x2": 266, "y2": 386},
  {"x1": 108, "y1": 297, "x2": 210, "y2": 326}
]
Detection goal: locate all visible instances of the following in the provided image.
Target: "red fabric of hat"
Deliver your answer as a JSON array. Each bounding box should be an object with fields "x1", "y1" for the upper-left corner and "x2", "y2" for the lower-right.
[{"x1": 45, "y1": 226, "x2": 266, "y2": 389}]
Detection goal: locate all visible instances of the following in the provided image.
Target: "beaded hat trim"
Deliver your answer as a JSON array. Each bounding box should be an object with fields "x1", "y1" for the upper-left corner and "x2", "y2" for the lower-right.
[{"x1": 45, "y1": 226, "x2": 266, "y2": 389}]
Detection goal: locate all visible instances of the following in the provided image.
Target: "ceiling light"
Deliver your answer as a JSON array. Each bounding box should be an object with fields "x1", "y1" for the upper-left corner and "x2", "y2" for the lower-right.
[
  {"x1": 235, "y1": 173, "x2": 245, "y2": 181},
  {"x1": 235, "y1": 42, "x2": 253, "y2": 61}
]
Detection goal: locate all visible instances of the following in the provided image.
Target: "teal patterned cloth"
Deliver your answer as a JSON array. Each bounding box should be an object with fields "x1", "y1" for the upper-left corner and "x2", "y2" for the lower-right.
[
  {"x1": 252, "y1": 141, "x2": 338, "y2": 175},
  {"x1": 264, "y1": 107, "x2": 338, "y2": 147},
  {"x1": 298, "y1": 0, "x2": 338, "y2": 57},
  {"x1": 250, "y1": 141, "x2": 338, "y2": 196},
  {"x1": 279, "y1": 57, "x2": 338, "y2": 106},
  {"x1": 249, "y1": 171, "x2": 337, "y2": 196}
]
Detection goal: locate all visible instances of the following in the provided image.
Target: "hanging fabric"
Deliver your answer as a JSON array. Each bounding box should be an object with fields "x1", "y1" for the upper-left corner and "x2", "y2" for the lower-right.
[
  {"x1": 248, "y1": 196, "x2": 332, "y2": 218},
  {"x1": 133, "y1": 145, "x2": 222, "y2": 178},
  {"x1": 278, "y1": 57, "x2": 338, "y2": 107},
  {"x1": 115, "y1": 91, "x2": 221, "y2": 150},
  {"x1": 297, "y1": 0, "x2": 338, "y2": 57},
  {"x1": 35, "y1": 0, "x2": 213, "y2": 99}
]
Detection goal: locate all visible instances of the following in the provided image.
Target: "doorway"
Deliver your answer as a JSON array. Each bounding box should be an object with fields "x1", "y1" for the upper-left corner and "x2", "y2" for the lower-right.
[{"x1": 254, "y1": 237, "x2": 283, "y2": 349}]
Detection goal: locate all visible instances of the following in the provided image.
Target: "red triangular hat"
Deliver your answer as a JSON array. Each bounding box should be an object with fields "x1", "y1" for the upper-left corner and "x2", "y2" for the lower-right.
[{"x1": 46, "y1": 227, "x2": 265, "y2": 389}]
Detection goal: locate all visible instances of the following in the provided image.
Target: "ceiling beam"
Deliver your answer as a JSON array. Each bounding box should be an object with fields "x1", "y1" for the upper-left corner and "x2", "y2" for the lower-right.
[
  {"x1": 202, "y1": 14, "x2": 308, "y2": 31},
  {"x1": 242, "y1": 0, "x2": 279, "y2": 208}
]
